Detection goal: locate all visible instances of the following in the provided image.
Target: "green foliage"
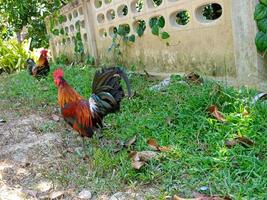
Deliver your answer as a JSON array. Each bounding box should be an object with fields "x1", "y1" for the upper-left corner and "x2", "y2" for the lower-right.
[
  {"x1": 149, "y1": 16, "x2": 170, "y2": 41},
  {"x1": 74, "y1": 31, "x2": 85, "y2": 62},
  {"x1": 0, "y1": 0, "x2": 71, "y2": 48},
  {"x1": 255, "y1": 31, "x2": 267, "y2": 52},
  {"x1": 108, "y1": 24, "x2": 135, "y2": 65},
  {"x1": 176, "y1": 11, "x2": 190, "y2": 25},
  {"x1": 55, "y1": 54, "x2": 71, "y2": 65},
  {"x1": 1, "y1": 66, "x2": 266, "y2": 199},
  {"x1": 254, "y1": 2, "x2": 267, "y2": 53},
  {"x1": 0, "y1": 39, "x2": 30, "y2": 73}
]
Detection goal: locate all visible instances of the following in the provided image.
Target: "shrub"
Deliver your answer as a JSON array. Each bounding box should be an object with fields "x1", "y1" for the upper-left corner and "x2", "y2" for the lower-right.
[{"x1": 0, "y1": 39, "x2": 30, "y2": 73}]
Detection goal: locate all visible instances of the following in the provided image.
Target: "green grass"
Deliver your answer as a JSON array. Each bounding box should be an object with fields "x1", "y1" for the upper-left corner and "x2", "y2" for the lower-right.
[{"x1": 0, "y1": 65, "x2": 267, "y2": 199}]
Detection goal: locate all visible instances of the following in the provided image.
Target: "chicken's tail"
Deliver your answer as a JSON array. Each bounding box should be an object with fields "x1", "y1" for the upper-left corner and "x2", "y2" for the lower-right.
[
  {"x1": 26, "y1": 58, "x2": 36, "y2": 75},
  {"x1": 91, "y1": 67, "x2": 132, "y2": 116}
]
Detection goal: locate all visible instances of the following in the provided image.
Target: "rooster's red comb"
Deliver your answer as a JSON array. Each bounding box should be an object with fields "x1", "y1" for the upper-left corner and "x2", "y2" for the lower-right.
[
  {"x1": 40, "y1": 49, "x2": 48, "y2": 55},
  {"x1": 53, "y1": 68, "x2": 64, "y2": 79}
]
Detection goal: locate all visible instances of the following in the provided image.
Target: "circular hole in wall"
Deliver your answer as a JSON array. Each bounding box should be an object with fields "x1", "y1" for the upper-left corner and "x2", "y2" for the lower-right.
[
  {"x1": 99, "y1": 28, "x2": 108, "y2": 38},
  {"x1": 67, "y1": 37, "x2": 71, "y2": 44},
  {"x1": 83, "y1": 33, "x2": 88, "y2": 42},
  {"x1": 105, "y1": 0, "x2": 112, "y2": 4},
  {"x1": 117, "y1": 24, "x2": 130, "y2": 35},
  {"x1": 196, "y1": 3, "x2": 222, "y2": 23},
  {"x1": 108, "y1": 26, "x2": 117, "y2": 37},
  {"x1": 97, "y1": 13, "x2": 105, "y2": 23},
  {"x1": 81, "y1": 20, "x2": 85, "y2": 28},
  {"x1": 147, "y1": 0, "x2": 162, "y2": 8},
  {"x1": 131, "y1": 0, "x2": 144, "y2": 13},
  {"x1": 149, "y1": 16, "x2": 165, "y2": 28},
  {"x1": 73, "y1": 10, "x2": 78, "y2": 18},
  {"x1": 68, "y1": 13, "x2": 72, "y2": 21},
  {"x1": 70, "y1": 25, "x2": 74, "y2": 32},
  {"x1": 75, "y1": 21, "x2": 81, "y2": 30},
  {"x1": 107, "y1": 9, "x2": 115, "y2": 21},
  {"x1": 117, "y1": 4, "x2": 128, "y2": 17},
  {"x1": 72, "y1": 36, "x2": 75, "y2": 43},
  {"x1": 170, "y1": 10, "x2": 190, "y2": 26},
  {"x1": 78, "y1": 7, "x2": 83, "y2": 15},
  {"x1": 65, "y1": 26, "x2": 69, "y2": 33},
  {"x1": 95, "y1": 0, "x2": 103, "y2": 8},
  {"x1": 133, "y1": 20, "x2": 146, "y2": 36}
]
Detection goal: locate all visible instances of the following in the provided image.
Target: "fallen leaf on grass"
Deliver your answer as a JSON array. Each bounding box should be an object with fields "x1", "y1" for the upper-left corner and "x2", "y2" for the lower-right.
[
  {"x1": 51, "y1": 114, "x2": 60, "y2": 122},
  {"x1": 225, "y1": 136, "x2": 254, "y2": 148},
  {"x1": 185, "y1": 72, "x2": 203, "y2": 85},
  {"x1": 129, "y1": 151, "x2": 157, "y2": 170},
  {"x1": 208, "y1": 105, "x2": 226, "y2": 122},
  {"x1": 242, "y1": 108, "x2": 249, "y2": 117},
  {"x1": 113, "y1": 135, "x2": 137, "y2": 153},
  {"x1": 147, "y1": 138, "x2": 170, "y2": 152}
]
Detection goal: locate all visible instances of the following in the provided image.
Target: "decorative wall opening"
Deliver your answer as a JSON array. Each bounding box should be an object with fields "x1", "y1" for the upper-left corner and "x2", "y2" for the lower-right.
[
  {"x1": 107, "y1": 9, "x2": 116, "y2": 21},
  {"x1": 131, "y1": 0, "x2": 144, "y2": 13},
  {"x1": 117, "y1": 5, "x2": 128, "y2": 17},
  {"x1": 95, "y1": 0, "x2": 103, "y2": 8},
  {"x1": 147, "y1": 0, "x2": 163, "y2": 8},
  {"x1": 97, "y1": 13, "x2": 105, "y2": 23},
  {"x1": 99, "y1": 28, "x2": 108, "y2": 39},
  {"x1": 109, "y1": 26, "x2": 117, "y2": 37},
  {"x1": 170, "y1": 10, "x2": 190, "y2": 27},
  {"x1": 196, "y1": 3, "x2": 223, "y2": 23}
]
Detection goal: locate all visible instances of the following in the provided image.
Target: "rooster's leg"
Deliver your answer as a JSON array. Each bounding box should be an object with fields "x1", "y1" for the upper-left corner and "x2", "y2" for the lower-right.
[{"x1": 82, "y1": 138, "x2": 89, "y2": 159}]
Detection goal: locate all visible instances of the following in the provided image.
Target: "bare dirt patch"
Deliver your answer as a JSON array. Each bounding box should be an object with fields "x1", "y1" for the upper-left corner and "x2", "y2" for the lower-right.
[{"x1": 0, "y1": 110, "x2": 64, "y2": 199}]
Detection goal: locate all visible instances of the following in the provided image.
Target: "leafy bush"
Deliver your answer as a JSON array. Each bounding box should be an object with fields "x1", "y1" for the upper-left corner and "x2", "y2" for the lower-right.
[
  {"x1": 254, "y1": 1, "x2": 267, "y2": 53},
  {"x1": 0, "y1": 39, "x2": 30, "y2": 73}
]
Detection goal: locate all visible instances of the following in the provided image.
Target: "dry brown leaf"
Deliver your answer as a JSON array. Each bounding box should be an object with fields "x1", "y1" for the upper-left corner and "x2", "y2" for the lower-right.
[
  {"x1": 242, "y1": 108, "x2": 249, "y2": 117},
  {"x1": 225, "y1": 136, "x2": 254, "y2": 148},
  {"x1": 132, "y1": 161, "x2": 146, "y2": 170},
  {"x1": 147, "y1": 139, "x2": 159, "y2": 150},
  {"x1": 124, "y1": 135, "x2": 137, "y2": 148},
  {"x1": 129, "y1": 151, "x2": 157, "y2": 170},
  {"x1": 208, "y1": 105, "x2": 226, "y2": 122},
  {"x1": 185, "y1": 72, "x2": 203, "y2": 85},
  {"x1": 147, "y1": 138, "x2": 171, "y2": 152}
]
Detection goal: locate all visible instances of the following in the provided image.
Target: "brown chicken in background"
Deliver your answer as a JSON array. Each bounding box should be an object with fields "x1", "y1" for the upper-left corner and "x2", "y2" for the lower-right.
[
  {"x1": 53, "y1": 67, "x2": 132, "y2": 150},
  {"x1": 27, "y1": 49, "x2": 50, "y2": 78}
]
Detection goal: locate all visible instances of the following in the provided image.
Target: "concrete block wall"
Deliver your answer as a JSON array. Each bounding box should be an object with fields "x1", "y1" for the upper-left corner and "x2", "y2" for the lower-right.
[{"x1": 46, "y1": 0, "x2": 267, "y2": 89}]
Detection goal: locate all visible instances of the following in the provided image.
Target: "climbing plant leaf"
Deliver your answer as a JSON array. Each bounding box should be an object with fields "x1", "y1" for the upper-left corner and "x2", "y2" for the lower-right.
[
  {"x1": 161, "y1": 32, "x2": 170, "y2": 39},
  {"x1": 255, "y1": 31, "x2": 267, "y2": 52},
  {"x1": 257, "y1": 18, "x2": 267, "y2": 33},
  {"x1": 254, "y1": 3, "x2": 267, "y2": 20},
  {"x1": 152, "y1": 26, "x2": 159, "y2": 36},
  {"x1": 261, "y1": 0, "x2": 267, "y2": 6},
  {"x1": 129, "y1": 34, "x2": 136, "y2": 42}
]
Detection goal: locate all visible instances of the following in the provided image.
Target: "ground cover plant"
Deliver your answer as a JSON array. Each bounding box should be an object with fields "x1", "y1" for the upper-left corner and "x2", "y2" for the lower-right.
[{"x1": 0, "y1": 65, "x2": 267, "y2": 199}]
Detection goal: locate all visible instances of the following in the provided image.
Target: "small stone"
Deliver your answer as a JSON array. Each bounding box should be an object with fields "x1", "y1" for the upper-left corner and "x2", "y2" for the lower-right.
[
  {"x1": 50, "y1": 190, "x2": 65, "y2": 199},
  {"x1": 199, "y1": 186, "x2": 209, "y2": 191},
  {"x1": 52, "y1": 114, "x2": 60, "y2": 122},
  {"x1": 109, "y1": 192, "x2": 143, "y2": 200},
  {"x1": 78, "y1": 189, "x2": 92, "y2": 199}
]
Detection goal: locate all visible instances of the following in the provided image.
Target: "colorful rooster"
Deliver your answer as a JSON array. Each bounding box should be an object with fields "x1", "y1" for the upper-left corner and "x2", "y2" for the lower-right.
[
  {"x1": 53, "y1": 67, "x2": 132, "y2": 141},
  {"x1": 27, "y1": 49, "x2": 50, "y2": 78}
]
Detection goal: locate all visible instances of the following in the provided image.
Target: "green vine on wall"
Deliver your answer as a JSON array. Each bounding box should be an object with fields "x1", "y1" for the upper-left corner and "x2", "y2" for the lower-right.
[{"x1": 254, "y1": 0, "x2": 267, "y2": 54}]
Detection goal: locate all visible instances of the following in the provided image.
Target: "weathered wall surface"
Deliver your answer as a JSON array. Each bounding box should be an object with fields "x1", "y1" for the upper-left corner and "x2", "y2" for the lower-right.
[{"x1": 46, "y1": 0, "x2": 267, "y2": 89}]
